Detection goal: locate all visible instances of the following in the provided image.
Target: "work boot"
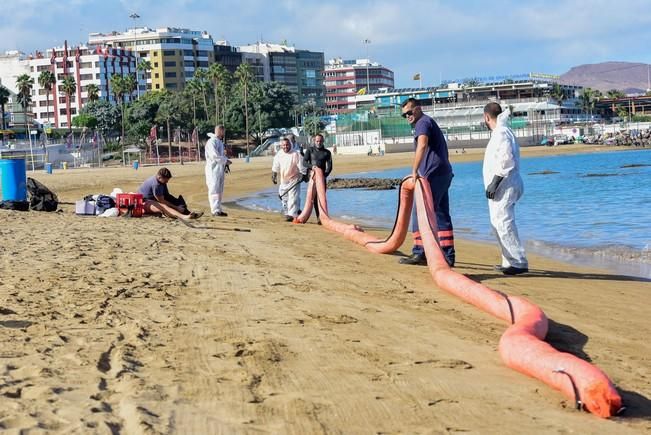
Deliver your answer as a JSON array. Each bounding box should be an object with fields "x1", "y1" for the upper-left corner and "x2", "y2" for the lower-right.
[
  {"x1": 284, "y1": 215, "x2": 294, "y2": 222},
  {"x1": 399, "y1": 253, "x2": 427, "y2": 265},
  {"x1": 502, "y1": 266, "x2": 528, "y2": 276},
  {"x1": 493, "y1": 265, "x2": 505, "y2": 272}
]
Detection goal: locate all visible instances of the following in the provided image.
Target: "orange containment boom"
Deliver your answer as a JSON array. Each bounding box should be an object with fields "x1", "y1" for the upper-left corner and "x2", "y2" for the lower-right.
[{"x1": 294, "y1": 168, "x2": 622, "y2": 418}]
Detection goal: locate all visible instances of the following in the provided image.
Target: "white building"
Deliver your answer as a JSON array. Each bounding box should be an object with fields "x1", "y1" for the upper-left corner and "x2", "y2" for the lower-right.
[{"x1": 27, "y1": 42, "x2": 136, "y2": 129}]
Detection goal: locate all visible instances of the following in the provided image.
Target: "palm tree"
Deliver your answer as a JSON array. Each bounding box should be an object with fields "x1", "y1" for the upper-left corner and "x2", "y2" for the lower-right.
[
  {"x1": 193, "y1": 68, "x2": 210, "y2": 121},
  {"x1": 60, "y1": 75, "x2": 76, "y2": 131},
  {"x1": 578, "y1": 88, "x2": 596, "y2": 120},
  {"x1": 155, "y1": 91, "x2": 177, "y2": 161},
  {"x1": 123, "y1": 74, "x2": 138, "y2": 102},
  {"x1": 550, "y1": 83, "x2": 566, "y2": 107},
  {"x1": 38, "y1": 70, "x2": 56, "y2": 126},
  {"x1": 0, "y1": 84, "x2": 10, "y2": 131},
  {"x1": 235, "y1": 63, "x2": 254, "y2": 154},
  {"x1": 16, "y1": 74, "x2": 34, "y2": 138},
  {"x1": 136, "y1": 59, "x2": 151, "y2": 96},
  {"x1": 185, "y1": 78, "x2": 202, "y2": 127},
  {"x1": 86, "y1": 83, "x2": 100, "y2": 102},
  {"x1": 110, "y1": 75, "x2": 127, "y2": 142},
  {"x1": 207, "y1": 63, "x2": 229, "y2": 124},
  {"x1": 606, "y1": 89, "x2": 625, "y2": 99}
]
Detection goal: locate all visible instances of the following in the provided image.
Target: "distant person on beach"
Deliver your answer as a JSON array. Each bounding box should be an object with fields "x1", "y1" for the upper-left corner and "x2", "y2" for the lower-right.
[
  {"x1": 286, "y1": 133, "x2": 303, "y2": 155},
  {"x1": 400, "y1": 97, "x2": 455, "y2": 267},
  {"x1": 272, "y1": 137, "x2": 307, "y2": 221},
  {"x1": 303, "y1": 133, "x2": 333, "y2": 224},
  {"x1": 138, "y1": 167, "x2": 203, "y2": 220},
  {"x1": 205, "y1": 125, "x2": 231, "y2": 217},
  {"x1": 482, "y1": 102, "x2": 528, "y2": 275}
]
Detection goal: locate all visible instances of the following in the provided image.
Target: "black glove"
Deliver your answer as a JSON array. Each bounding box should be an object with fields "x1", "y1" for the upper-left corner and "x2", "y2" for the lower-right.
[
  {"x1": 225, "y1": 164, "x2": 230, "y2": 174},
  {"x1": 485, "y1": 175, "x2": 504, "y2": 200},
  {"x1": 302, "y1": 173, "x2": 310, "y2": 183},
  {"x1": 271, "y1": 172, "x2": 278, "y2": 185}
]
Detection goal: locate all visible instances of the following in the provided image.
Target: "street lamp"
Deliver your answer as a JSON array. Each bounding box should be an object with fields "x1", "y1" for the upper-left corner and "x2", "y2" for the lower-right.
[
  {"x1": 129, "y1": 12, "x2": 140, "y2": 99},
  {"x1": 363, "y1": 39, "x2": 371, "y2": 93}
]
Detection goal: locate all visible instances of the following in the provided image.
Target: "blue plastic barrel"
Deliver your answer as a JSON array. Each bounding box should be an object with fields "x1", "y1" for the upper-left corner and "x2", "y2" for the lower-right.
[
  {"x1": 0, "y1": 159, "x2": 28, "y2": 201},
  {"x1": 45, "y1": 162, "x2": 53, "y2": 174},
  {"x1": 133, "y1": 160, "x2": 139, "y2": 170}
]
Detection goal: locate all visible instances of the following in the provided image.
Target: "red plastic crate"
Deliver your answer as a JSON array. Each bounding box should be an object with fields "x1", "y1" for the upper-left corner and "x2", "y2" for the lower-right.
[{"x1": 116, "y1": 193, "x2": 144, "y2": 217}]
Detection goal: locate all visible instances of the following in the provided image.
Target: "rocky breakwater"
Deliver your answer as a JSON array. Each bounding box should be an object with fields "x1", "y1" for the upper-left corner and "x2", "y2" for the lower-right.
[{"x1": 327, "y1": 177, "x2": 402, "y2": 190}]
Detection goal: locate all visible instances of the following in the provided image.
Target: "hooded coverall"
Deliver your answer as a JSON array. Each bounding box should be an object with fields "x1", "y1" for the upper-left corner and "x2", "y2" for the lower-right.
[
  {"x1": 483, "y1": 110, "x2": 528, "y2": 269},
  {"x1": 205, "y1": 134, "x2": 228, "y2": 215}
]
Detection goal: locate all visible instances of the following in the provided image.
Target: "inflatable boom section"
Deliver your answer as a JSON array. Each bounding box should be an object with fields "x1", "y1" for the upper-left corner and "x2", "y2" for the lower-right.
[{"x1": 295, "y1": 168, "x2": 622, "y2": 418}]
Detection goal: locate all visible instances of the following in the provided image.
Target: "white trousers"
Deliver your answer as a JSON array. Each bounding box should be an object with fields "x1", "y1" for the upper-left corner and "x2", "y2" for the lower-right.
[
  {"x1": 488, "y1": 182, "x2": 528, "y2": 269},
  {"x1": 206, "y1": 162, "x2": 225, "y2": 214},
  {"x1": 279, "y1": 181, "x2": 301, "y2": 217}
]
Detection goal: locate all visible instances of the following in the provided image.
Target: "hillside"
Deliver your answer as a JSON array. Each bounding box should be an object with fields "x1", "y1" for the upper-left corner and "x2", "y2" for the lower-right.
[{"x1": 560, "y1": 61, "x2": 650, "y2": 94}]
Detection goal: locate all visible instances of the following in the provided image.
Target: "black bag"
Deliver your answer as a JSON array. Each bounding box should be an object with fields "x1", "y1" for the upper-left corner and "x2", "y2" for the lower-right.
[
  {"x1": 95, "y1": 195, "x2": 115, "y2": 211},
  {"x1": 26, "y1": 178, "x2": 59, "y2": 212}
]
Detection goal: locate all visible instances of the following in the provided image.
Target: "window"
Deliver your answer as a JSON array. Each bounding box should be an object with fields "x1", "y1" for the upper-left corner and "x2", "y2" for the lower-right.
[
  {"x1": 184, "y1": 60, "x2": 195, "y2": 67},
  {"x1": 163, "y1": 50, "x2": 175, "y2": 56},
  {"x1": 154, "y1": 73, "x2": 159, "y2": 78},
  {"x1": 164, "y1": 61, "x2": 176, "y2": 67},
  {"x1": 165, "y1": 72, "x2": 176, "y2": 78},
  {"x1": 80, "y1": 74, "x2": 93, "y2": 80},
  {"x1": 155, "y1": 83, "x2": 160, "y2": 89},
  {"x1": 79, "y1": 62, "x2": 92, "y2": 69},
  {"x1": 154, "y1": 62, "x2": 159, "y2": 67},
  {"x1": 167, "y1": 83, "x2": 177, "y2": 89},
  {"x1": 183, "y1": 50, "x2": 194, "y2": 56}
]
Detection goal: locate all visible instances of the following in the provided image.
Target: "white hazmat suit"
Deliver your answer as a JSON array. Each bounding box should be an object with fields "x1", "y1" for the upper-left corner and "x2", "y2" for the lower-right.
[
  {"x1": 482, "y1": 109, "x2": 528, "y2": 269},
  {"x1": 205, "y1": 133, "x2": 228, "y2": 215},
  {"x1": 272, "y1": 149, "x2": 306, "y2": 217}
]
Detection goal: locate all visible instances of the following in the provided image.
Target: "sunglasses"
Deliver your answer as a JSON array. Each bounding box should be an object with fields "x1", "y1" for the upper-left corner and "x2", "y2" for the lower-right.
[{"x1": 401, "y1": 110, "x2": 414, "y2": 118}]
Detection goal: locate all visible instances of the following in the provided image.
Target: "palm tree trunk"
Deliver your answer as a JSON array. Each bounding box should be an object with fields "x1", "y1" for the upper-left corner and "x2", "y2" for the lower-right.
[
  {"x1": 167, "y1": 118, "x2": 172, "y2": 162},
  {"x1": 244, "y1": 84, "x2": 249, "y2": 155},
  {"x1": 202, "y1": 92, "x2": 209, "y2": 122},
  {"x1": 214, "y1": 87, "x2": 219, "y2": 123}
]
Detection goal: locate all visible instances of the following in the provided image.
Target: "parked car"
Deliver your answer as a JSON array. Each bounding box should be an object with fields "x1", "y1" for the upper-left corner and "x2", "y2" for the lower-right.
[{"x1": 553, "y1": 134, "x2": 572, "y2": 145}]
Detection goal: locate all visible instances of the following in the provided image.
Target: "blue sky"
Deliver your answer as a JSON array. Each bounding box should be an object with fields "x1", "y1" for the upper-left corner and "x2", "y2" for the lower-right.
[{"x1": 1, "y1": 0, "x2": 649, "y2": 88}]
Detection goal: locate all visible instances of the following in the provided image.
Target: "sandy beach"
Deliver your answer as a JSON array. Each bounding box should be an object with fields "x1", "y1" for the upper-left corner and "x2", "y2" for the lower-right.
[{"x1": 1, "y1": 144, "x2": 650, "y2": 434}]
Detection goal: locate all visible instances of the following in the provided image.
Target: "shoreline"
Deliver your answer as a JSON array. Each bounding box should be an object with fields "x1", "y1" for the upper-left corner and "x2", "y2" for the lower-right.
[
  {"x1": 232, "y1": 144, "x2": 651, "y2": 279},
  {"x1": 2, "y1": 143, "x2": 650, "y2": 432}
]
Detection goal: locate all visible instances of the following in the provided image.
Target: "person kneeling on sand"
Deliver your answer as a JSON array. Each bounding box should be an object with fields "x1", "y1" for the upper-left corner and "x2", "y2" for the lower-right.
[{"x1": 138, "y1": 167, "x2": 203, "y2": 220}]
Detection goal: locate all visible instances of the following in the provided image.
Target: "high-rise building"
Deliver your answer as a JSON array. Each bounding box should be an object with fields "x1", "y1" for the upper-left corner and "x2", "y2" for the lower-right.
[
  {"x1": 0, "y1": 43, "x2": 137, "y2": 129},
  {"x1": 89, "y1": 27, "x2": 215, "y2": 92},
  {"x1": 324, "y1": 58, "x2": 395, "y2": 114},
  {"x1": 238, "y1": 42, "x2": 325, "y2": 106}
]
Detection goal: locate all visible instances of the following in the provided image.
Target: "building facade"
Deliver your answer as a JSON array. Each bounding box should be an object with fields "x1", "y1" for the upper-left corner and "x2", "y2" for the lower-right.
[
  {"x1": 89, "y1": 27, "x2": 215, "y2": 92},
  {"x1": 239, "y1": 42, "x2": 325, "y2": 106},
  {"x1": 28, "y1": 43, "x2": 136, "y2": 129},
  {"x1": 324, "y1": 58, "x2": 395, "y2": 114},
  {"x1": 214, "y1": 41, "x2": 242, "y2": 74}
]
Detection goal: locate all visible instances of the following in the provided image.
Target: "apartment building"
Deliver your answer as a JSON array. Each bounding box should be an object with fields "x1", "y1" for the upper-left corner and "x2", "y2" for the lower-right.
[
  {"x1": 324, "y1": 58, "x2": 395, "y2": 114},
  {"x1": 89, "y1": 27, "x2": 215, "y2": 92},
  {"x1": 239, "y1": 42, "x2": 325, "y2": 106}
]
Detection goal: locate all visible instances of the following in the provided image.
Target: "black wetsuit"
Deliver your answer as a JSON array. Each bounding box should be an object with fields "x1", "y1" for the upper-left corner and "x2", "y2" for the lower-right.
[{"x1": 303, "y1": 146, "x2": 332, "y2": 219}]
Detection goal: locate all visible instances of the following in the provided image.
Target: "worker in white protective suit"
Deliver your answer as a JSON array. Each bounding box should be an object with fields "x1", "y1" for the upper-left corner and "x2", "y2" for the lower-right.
[
  {"x1": 482, "y1": 102, "x2": 528, "y2": 275},
  {"x1": 205, "y1": 125, "x2": 231, "y2": 217},
  {"x1": 272, "y1": 137, "x2": 307, "y2": 221}
]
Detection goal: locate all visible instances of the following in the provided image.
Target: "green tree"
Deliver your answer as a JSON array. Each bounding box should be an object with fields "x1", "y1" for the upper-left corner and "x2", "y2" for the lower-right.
[
  {"x1": 123, "y1": 74, "x2": 138, "y2": 102},
  {"x1": 110, "y1": 75, "x2": 128, "y2": 141},
  {"x1": 185, "y1": 78, "x2": 202, "y2": 126},
  {"x1": 72, "y1": 113, "x2": 98, "y2": 129},
  {"x1": 235, "y1": 63, "x2": 254, "y2": 154},
  {"x1": 16, "y1": 74, "x2": 34, "y2": 137},
  {"x1": 86, "y1": 83, "x2": 100, "y2": 102},
  {"x1": 60, "y1": 75, "x2": 77, "y2": 131},
  {"x1": 0, "y1": 85, "x2": 10, "y2": 130},
  {"x1": 550, "y1": 83, "x2": 566, "y2": 107},
  {"x1": 38, "y1": 70, "x2": 56, "y2": 125},
  {"x1": 207, "y1": 63, "x2": 230, "y2": 124},
  {"x1": 249, "y1": 81, "x2": 295, "y2": 143},
  {"x1": 193, "y1": 68, "x2": 211, "y2": 121},
  {"x1": 79, "y1": 100, "x2": 120, "y2": 135},
  {"x1": 578, "y1": 88, "x2": 596, "y2": 119},
  {"x1": 303, "y1": 115, "x2": 325, "y2": 137},
  {"x1": 136, "y1": 60, "x2": 151, "y2": 98},
  {"x1": 606, "y1": 89, "x2": 626, "y2": 99},
  {"x1": 155, "y1": 90, "x2": 181, "y2": 159}
]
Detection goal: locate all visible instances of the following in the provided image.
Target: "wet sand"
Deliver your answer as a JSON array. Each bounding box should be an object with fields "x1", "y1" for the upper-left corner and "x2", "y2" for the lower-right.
[{"x1": 0, "y1": 144, "x2": 649, "y2": 433}]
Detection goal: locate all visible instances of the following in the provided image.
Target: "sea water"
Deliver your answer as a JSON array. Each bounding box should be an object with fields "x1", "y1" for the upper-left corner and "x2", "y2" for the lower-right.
[{"x1": 238, "y1": 149, "x2": 651, "y2": 279}]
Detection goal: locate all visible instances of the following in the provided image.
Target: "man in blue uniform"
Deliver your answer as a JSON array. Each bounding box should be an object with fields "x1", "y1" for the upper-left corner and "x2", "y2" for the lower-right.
[{"x1": 400, "y1": 98, "x2": 455, "y2": 267}]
